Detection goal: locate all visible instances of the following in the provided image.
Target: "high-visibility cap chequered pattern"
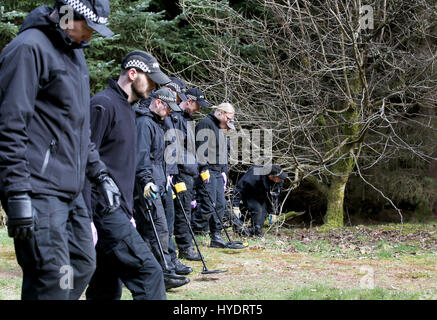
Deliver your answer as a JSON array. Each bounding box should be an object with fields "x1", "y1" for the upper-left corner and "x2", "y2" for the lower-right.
[
  {"x1": 121, "y1": 51, "x2": 171, "y2": 85},
  {"x1": 61, "y1": 0, "x2": 114, "y2": 37}
]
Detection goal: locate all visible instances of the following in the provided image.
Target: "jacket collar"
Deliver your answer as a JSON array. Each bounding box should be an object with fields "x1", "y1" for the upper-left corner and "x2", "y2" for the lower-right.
[
  {"x1": 207, "y1": 112, "x2": 221, "y2": 128},
  {"x1": 134, "y1": 101, "x2": 164, "y2": 125},
  {"x1": 108, "y1": 79, "x2": 129, "y2": 102},
  {"x1": 182, "y1": 110, "x2": 193, "y2": 121}
]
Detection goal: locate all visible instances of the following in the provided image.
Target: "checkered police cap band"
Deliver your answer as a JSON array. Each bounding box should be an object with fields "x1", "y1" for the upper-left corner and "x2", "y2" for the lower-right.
[
  {"x1": 157, "y1": 95, "x2": 176, "y2": 103},
  {"x1": 167, "y1": 82, "x2": 181, "y2": 93},
  {"x1": 186, "y1": 94, "x2": 205, "y2": 101},
  {"x1": 65, "y1": 0, "x2": 108, "y2": 24},
  {"x1": 123, "y1": 59, "x2": 160, "y2": 74}
]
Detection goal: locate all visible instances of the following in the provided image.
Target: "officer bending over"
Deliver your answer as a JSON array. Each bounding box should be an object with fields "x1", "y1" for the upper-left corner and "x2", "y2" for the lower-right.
[{"x1": 232, "y1": 165, "x2": 287, "y2": 237}]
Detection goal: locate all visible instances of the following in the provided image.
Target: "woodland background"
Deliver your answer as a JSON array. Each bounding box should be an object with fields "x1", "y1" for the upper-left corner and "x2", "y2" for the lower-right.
[{"x1": 0, "y1": 0, "x2": 436, "y2": 228}]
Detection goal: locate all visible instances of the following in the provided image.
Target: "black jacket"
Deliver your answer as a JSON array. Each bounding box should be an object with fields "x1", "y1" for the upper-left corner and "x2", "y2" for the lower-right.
[
  {"x1": 134, "y1": 102, "x2": 167, "y2": 193},
  {"x1": 137, "y1": 96, "x2": 180, "y2": 177},
  {"x1": 170, "y1": 110, "x2": 199, "y2": 176},
  {"x1": 163, "y1": 113, "x2": 180, "y2": 177},
  {"x1": 0, "y1": 6, "x2": 105, "y2": 198},
  {"x1": 195, "y1": 112, "x2": 227, "y2": 173},
  {"x1": 232, "y1": 166, "x2": 283, "y2": 208},
  {"x1": 85, "y1": 79, "x2": 137, "y2": 216}
]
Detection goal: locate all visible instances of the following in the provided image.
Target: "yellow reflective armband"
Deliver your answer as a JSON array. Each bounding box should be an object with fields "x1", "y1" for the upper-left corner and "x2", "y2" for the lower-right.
[
  {"x1": 200, "y1": 170, "x2": 210, "y2": 182},
  {"x1": 174, "y1": 182, "x2": 187, "y2": 194}
]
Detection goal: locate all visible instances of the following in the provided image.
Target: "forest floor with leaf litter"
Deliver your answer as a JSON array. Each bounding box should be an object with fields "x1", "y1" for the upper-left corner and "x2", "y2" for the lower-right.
[{"x1": 0, "y1": 223, "x2": 436, "y2": 300}]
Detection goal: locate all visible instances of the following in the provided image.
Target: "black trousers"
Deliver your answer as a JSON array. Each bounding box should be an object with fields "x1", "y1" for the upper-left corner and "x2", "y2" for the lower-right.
[
  {"x1": 161, "y1": 188, "x2": 177, "y2": 261},
  {"x1": 133, "y1": 195, "x2": 175, "y2": 273},
  {"x1": 86, "y1": 207, "x2": 165, "y2": 300},
  {"x1": 173, "y1": 172, "x2": 195, "y2": 250},
  {"x1": 243, "y1": 198, "x2": 269, "y2": 228},
  {"x1": 192, "y1": 171, "x2": 226, "y2": 234},
  {"x1": 8, "y1": 194, "x2": 96, "y2": 300}
]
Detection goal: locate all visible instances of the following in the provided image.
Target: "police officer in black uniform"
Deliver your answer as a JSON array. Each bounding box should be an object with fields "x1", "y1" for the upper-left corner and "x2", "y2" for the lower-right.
[
  {"x1": 171, "y1": 88, "x2": 210, "y2": 260},
  {"x1": 84, "y1": 51, "x2": 168, "y2": 300},
  {"x1": 194, "y1": 103, "x2": 235, "y2": 248},
  {"x1": 232, "y1": 165, "x2": 287, "y2": 236},
  {"x1": 134, "y1": 87, "x2": 190, "y2": 290},
  {"x1": 161, "y1": 78, "x2": 194, "y2": 275},
  {"x1": 0, "y1": 0, "x2": 119, "y2": 300},
  {"x1": 134, "y1": 78, "x2": 194, "y2": 275}
]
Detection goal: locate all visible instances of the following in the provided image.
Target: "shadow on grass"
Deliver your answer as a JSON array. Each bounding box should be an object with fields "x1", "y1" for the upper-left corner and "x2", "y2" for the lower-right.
[{"x1": 194, "y1": 276, "x2": 221, "y2": 282}]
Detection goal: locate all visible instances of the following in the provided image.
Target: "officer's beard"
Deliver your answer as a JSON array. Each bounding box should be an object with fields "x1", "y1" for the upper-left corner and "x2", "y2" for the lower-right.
[{"x1": 131, "y1": 79, "x2": 149, "y2": 100}]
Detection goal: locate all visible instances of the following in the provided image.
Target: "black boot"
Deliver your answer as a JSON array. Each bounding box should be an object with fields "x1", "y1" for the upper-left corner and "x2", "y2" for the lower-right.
[
  {"x1": 179, "y1": 246, "x2": 202, "y2": 261},
  {"x1": 173, "y1": 259, "x2": 193, "y2": 275},
  {"x1": 210, "y1": 231, "x2": 227, "y2": 248},
  {"x1": 163, "y1": 270, "x2": 190, "y2": 290}
]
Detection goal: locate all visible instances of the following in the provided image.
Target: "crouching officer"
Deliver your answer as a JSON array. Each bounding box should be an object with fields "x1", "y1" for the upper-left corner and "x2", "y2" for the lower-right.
[
  {"x1": 134, "y1": 88, "x2": 190, "y2": 290},
  {"x1": 0, "y1": 0, "x2": 117, "y2": 300},
  {"x1": 84, "y1": 51, "x2": 168, "y2": 300},
  {"x1": 232, "y1": 165, "x2": 287, "y2": 237}
]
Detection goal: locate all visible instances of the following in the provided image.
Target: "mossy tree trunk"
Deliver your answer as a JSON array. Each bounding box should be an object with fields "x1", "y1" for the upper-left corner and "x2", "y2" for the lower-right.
[
  {"x1": 322, "y1": 102, "x2": 361, "y2": 229},
  {"x1": 323, "y1": 157, "x2": 355, "y2": 228},
  {"x1": 0, "y1": 205, "x2": 6, "y2": 227}
]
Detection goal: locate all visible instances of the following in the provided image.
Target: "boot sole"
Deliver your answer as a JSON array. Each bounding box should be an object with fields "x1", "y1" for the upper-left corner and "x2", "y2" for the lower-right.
[
  {"x1": 165, "y1": 278, "x2": 190, "y2": 291},
  {"x1": 175, "y1": 269, "x2": 192, "y2": 275},
  {"x1": 209, "y1": 241, "x2": 227, "y2": 248}
]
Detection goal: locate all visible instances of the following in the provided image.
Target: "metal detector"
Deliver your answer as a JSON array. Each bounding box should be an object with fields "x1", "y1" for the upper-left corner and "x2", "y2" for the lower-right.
[
  {"x1": 199, "y1": 182, "x2": 248, "y2": 249},
  {"x1": 134, "y1": 182, "x2": 186, "y2": 280},
  {"x1": 172, "y1": 183, "x2": 227, "y2": 275}
]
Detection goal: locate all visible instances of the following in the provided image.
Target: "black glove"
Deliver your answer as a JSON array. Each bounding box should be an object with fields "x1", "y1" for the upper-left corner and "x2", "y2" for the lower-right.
[
  {"x1": 95, "y1": 172, "x2": 121, "y2": 214},
  {"x1": 6, "y1": 193, "x2": 34, "y2": 240}
]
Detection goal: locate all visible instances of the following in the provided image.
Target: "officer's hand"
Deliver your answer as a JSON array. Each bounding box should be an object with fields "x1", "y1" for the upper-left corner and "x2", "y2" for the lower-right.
[
  {"x1": 96, "y1": 172, "x2": 121, "y2": 214},
  {"x1": 143, "y1": 182, "x2": 159, "y2": 200},
  {"x1": 232, "y1": 207, "x2": 241, "y2": 219},
  {"x1": 200, "y1": 170, "x2": 210, "y2": 184},
  {"x1": 6, "y1": 193, "x2": 34, "y2": 240}
]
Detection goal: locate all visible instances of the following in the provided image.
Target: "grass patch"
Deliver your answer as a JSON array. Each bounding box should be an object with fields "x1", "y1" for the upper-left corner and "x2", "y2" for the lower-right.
[
  {"x1": 285, "y1": 284, "x2": 425, "y2": 300},
  {"x1": 1, "y1": 223, "x2": 436, "y2": 300},
  {"x1": 0, "y1": 278, "x2": 21, "y2": 300}
]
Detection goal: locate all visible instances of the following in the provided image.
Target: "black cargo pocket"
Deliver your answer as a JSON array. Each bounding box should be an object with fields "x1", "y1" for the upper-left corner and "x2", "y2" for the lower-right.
[{"x1": 111, "y1": 233, "x2": 147, "y2": 269}]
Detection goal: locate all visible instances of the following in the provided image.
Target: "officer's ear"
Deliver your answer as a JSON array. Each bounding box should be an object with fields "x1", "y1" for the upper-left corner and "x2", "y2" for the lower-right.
[
  {"x1": 127, "y1": 68, "x2": 138, "y2": 81},
  {"x1": 157, "y1": 99, "x2": 168, "y2": 112}
]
